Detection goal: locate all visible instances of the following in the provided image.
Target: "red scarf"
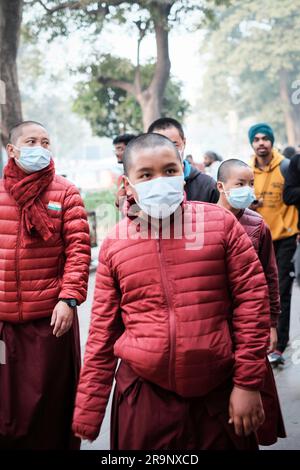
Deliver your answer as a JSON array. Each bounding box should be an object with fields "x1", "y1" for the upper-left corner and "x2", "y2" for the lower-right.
[{"x1": 4, "y1": 158, "x2": 56, "y2": 246}]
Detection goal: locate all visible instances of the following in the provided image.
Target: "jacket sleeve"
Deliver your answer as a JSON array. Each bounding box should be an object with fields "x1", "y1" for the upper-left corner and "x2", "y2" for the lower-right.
[
  {"x1": 258, "y1": 221, "x2": 281, "y2": 327},
  {"x1": 72, "y1": 240, "x2": 124, "y2": 441},
  {"x1": 205, "y1": 174, "x2": 220, "y2": 203},
  {"x1": 224, "y1": 210, "x2": 270, "y2": 391},
  {"x1": 209, "y1": 185, "x2": 220, "y2": 203},
  {"x1": 283, "y1": 154, "x2": 300, "y2": 205},
  {"x1": 59, "y1": 184, "x2": 91, "y2": 304}
]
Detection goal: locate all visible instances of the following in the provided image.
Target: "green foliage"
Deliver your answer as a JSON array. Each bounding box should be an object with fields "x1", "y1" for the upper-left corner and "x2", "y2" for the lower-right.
[
  {"x1": 23, "y1": 0, "x2": 229, "y2": 139},
  {"x1": 84, "y1": 188, "x2": 120, "y2": 240},
  {"x1": 200, "y1": 0, "x2": 300, "y2": 141},
  {"x1": 83, "y1": 187, "x2": 117, "y2": 212},
  {"x1": 27, "y1": 1, "x2": 230, "y2": 37},
  {"x1": 73, "y1": 54, "x2": 189, "y2": 137}
]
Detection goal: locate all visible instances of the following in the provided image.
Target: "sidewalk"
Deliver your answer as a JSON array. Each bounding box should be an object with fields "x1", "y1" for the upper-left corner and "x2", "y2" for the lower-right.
[
  {"x1": 78, "y1": 273, "x2": 300, "y2": 450},
  {"x1": 260, "y1": 281, "x2": 300, "y2": 450}
]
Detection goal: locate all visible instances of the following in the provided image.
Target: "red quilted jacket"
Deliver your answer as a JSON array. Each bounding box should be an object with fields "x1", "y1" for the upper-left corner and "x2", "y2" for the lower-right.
[
  {"x1": 237, "y1": 208, "x2": 280, "y2": 327},
  {"x1": 73, "y1": 202, "x2": 270, "y2": 440},
  {"x1": 0, "y1": 175, "x2": 91, "y2": 322}
]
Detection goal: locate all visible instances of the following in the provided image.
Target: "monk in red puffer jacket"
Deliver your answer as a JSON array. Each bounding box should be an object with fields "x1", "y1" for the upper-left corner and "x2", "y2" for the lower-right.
[
  {"x1": 0, "y1": 121, "x2": 90, "y2": 450},
  {"x1": 73, "y1": 133, "x2": 270, "y2": 450},
  {"x1": 217, "y1": 158, "x2": 286, "y2": 446}
]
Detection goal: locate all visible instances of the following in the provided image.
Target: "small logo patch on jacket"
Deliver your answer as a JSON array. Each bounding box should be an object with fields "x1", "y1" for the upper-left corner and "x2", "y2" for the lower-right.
[{"x1": 48, "y1": 201, "x2": 62, "y2": 211}]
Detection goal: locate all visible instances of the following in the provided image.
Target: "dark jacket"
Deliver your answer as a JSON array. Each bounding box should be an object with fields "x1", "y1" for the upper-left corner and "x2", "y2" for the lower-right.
[
  {"x1": 185, "y1": 165, "x2": 219, "y2": 203},
  {"x1": 283, "y1": 153, "x2": 300, "y2": 229}
]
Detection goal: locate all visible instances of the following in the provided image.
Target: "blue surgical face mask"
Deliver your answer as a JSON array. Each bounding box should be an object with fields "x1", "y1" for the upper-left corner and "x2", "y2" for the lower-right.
[
  {"x1": 14, "y1": 146, "x2": 52, "y2": 172},
  {"x1": 129, "y1": 175, "x2": 184, "y2": 219},
  {"x1": 223, "y1": 185, "x2": 256, "y2": 209},
  {"x1": 183, "y1": 160, "x2": 191, "y2": 180}
]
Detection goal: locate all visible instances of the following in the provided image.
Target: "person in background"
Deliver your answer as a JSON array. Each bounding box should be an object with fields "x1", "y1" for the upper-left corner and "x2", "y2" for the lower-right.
[
  {"x1": 282, "y1": 146, "x2": 296, "y2": 160},
  {"x1": 249, "y1": 123, "x2": 298, "y2": 366},
  {"x1": 283, "y1": 152, "x2": 300, "y2": 254},
  {"x1": 148, "y1": 117, "x2": 219, "y2": 203},
  {"x1": 203, "y1": 150, "x2": 223, "y2": 181},
  {"x1": 283, "y1": 152, "x2": 300, "y2": 226},
  {"x1": 0, "y1": 121, "x2": 91, "y2": 449},
  {"x1": 113, "y1": 133, "x2": 136, "y2": 209},
  {"x1": 217, "y1": 158, "x2": 286, "y2": 446},
  {"x1": 113, "y1": 133, "x2": 136, "y2": 164},
  {"x1": 186, "y1": 154, "x2": 205, "y2": 172}
]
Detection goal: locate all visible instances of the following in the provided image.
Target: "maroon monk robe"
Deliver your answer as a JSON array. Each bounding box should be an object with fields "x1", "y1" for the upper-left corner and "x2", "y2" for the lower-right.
[
  {"x1": 0, "y1": 314, "x2": 81, "y2": 450},
  {"x1": 110, "y1": 361, "x2": 258, "y2": 451},
  {"x1": 237, "y1": 208, "x2": 286, "y2": 445},
  {"x1": 257, "y1": 359, "x2": 286, "y2": 445}
]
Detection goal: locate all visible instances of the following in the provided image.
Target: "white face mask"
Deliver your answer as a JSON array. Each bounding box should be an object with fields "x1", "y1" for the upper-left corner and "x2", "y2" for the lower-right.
[
  {"x1": 14, "y1": 146, "x2": 52, "y2": 172},
  {"x1": 129, "y1": 175, "x2": 184, "y2": 219}
]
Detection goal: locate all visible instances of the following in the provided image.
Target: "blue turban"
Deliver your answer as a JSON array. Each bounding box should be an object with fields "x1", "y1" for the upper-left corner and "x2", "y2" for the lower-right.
[{"x1": 248, "y1": 123, "x2": 274, "y2": 145}]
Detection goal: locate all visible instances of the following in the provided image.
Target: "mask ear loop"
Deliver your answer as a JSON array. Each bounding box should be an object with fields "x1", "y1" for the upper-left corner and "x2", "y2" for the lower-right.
[
  {"x1": 220, "y1": 183, "x2": 230, "y2": 196},
  {"x1": 11, "y1": 145, "x2": 21, "y2": 161},
  {"x1": 126, "y1": 177, "x2": 134, "y2": 187}
]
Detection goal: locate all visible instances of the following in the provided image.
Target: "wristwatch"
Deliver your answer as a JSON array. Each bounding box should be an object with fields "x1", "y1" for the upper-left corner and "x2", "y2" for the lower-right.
[{"x1": 59, "y1": 298, "x2": 77, "y2": 308}]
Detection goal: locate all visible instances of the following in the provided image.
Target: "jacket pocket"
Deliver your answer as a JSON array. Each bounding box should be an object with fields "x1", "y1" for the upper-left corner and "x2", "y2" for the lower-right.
[{"x1": 114, "y1": 331, "x2": 127, "y2": 358}]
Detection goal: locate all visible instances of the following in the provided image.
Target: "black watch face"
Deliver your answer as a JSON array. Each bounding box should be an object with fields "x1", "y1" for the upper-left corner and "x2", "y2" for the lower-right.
[{"x1": 70, "y1": 300, "x2": 77, "y2": 307}]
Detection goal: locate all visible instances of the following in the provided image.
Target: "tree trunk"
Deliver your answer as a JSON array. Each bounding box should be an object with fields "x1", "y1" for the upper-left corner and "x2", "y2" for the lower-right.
[
  {"x1": 96, "y1": 1, "x2": 173, "y2": 132},
  {"x1": 279, "y1": 69, "x2": 297, "y2": 146},
  {"x1": 138, "y1": 90, "x2": 162, "y2": 131},
  {"x1": 136, "y1": 1, "x2": 172, "y2": 131},
  {"x1": 0, "y1": 0, "x2": 23, "y2": 172}
]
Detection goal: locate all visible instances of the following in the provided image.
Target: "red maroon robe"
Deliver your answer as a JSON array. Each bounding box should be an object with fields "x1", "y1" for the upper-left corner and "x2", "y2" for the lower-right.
[
  {"x1": 110, "y1": 361, "x2": 258, "y2": 451},
  {"x1": 0, "y1": 314, "x2": 81, "y2": 450},
  {"x1": 237, "y1": 208, "x2": 286, "y2": 445}
]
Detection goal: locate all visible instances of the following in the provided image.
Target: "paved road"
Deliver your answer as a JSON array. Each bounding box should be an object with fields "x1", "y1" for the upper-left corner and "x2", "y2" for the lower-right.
[{"x1": 78, "y1": 266, "x2": 300, "y2": 450}]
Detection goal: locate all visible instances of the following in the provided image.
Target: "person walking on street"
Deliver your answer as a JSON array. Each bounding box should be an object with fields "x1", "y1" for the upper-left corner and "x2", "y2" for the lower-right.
[
  {"x1": 113, "y1": 133, "x2": 136, "y2": 164},
  {"x1": 249, "y1": 123, "x2": 298, "y2": 366},
  {"x1": 283, "y1": 152, "x2": 300, "y2": 232},
  {"x1": 0, "y1": 121, "x2": 91, "y2": 450},
  {"x1": 73, "y1": 133, "x2": 270, "y2": 450},
  {"x1": 217, "y1": 158, "x2": 286, "y2": 446},
  {"x1": 203, "y1": 150, "x2": 223, "y2": 181},
  {"x1": 148, "y1": 117, "x2": 219, "y2": 203}
]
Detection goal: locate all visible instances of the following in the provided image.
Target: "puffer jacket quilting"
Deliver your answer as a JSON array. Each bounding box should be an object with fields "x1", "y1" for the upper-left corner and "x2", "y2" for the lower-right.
[
  {"x1": 73, "y1": 201, "x2": 270, "y2": 440},
  {"x1": 0, "y1": 175, "x2": 91, "y2": 322},
  {"x1": 238, "y1": 208, "x2": 280, "y2": 327}
]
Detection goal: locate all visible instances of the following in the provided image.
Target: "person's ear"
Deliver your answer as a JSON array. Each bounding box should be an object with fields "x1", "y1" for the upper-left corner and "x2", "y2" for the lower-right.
[
  {"x1": 6, "y1": 144, "x2": 18, "y2": 159},
  {"x1": 123, "y1": 175, "x2": 133, "y2": 197},
  {"x1": 216, "y1": 181, "x2": 224, "y2": 192}
]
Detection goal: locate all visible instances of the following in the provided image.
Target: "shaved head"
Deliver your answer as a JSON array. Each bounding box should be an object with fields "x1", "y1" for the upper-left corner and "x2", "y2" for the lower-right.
[
  {"x1": 123, "y1": 133, "x2": 181, "y2": 176},
  {"x1": 8, "y1": 121, "x2": 46, "y2": 145},
  {"x1": 217, "y1": 159, "x2": 250, "y2": 182}
]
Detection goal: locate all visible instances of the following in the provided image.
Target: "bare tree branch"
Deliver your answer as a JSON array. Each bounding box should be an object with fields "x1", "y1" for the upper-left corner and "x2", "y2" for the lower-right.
[
  {"x1": 133, "y1": 18, "x2": 151, "y2": 93},
  {"x1": 98, "y1": 77, "x2": 135, "y2": 95},
  {"x1": 37, "y1": 0, "x2": 128, "y2": 14},
  {"x1": 36, "y1": 0, "x2": 82, "y2": 13}
]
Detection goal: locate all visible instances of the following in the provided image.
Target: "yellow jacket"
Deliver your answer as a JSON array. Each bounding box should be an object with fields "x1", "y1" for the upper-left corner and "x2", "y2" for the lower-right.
[{"x1": 250, "y1": 149, "x2": 298, "y2": 241}]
